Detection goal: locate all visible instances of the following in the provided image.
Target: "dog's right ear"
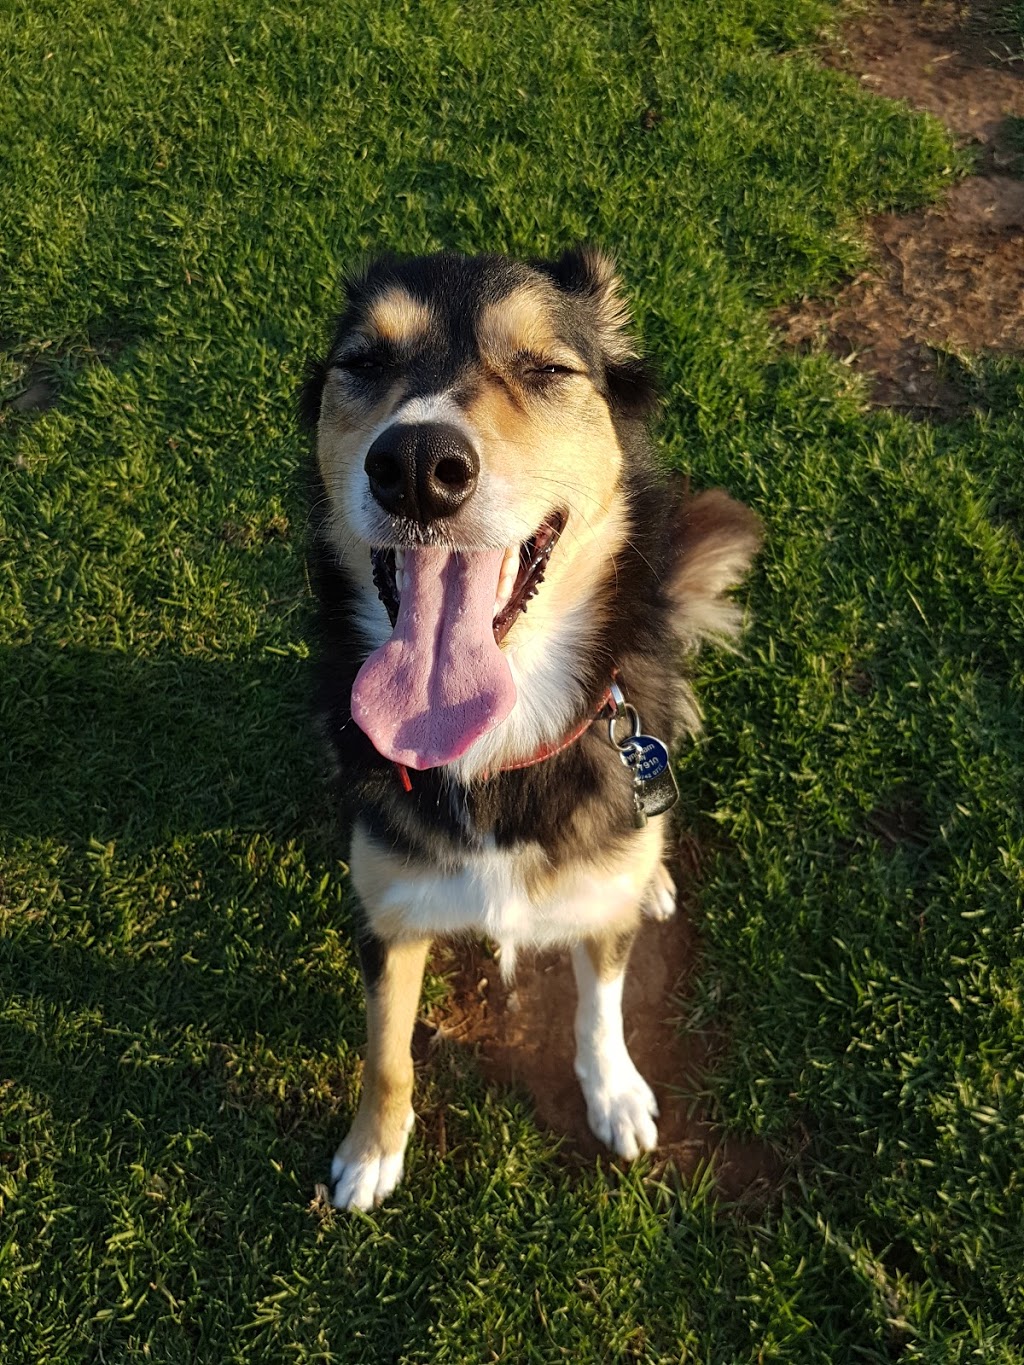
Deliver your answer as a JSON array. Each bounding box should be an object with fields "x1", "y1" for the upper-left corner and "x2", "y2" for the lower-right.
[{"x1": 299, "y1": 256, "x2": 399, "y2": 431}]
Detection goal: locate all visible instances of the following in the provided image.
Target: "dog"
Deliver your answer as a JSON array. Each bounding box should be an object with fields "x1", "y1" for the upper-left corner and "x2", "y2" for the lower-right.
[{"x1": 300, "y1": 247, "x2": 762, "y2": 1211}]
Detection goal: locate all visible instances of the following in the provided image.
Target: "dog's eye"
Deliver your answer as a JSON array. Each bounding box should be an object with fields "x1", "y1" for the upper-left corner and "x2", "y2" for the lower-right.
[
  {"x1": 333, "y1": 352, "x2": 389, "y2": 374},
  {"x1": 526, "y1": 363, "x2": 577, "y2": 379}
]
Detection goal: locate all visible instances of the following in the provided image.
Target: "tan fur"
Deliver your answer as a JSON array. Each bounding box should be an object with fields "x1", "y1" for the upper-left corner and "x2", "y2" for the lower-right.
[
  {"x1": 467, "y1": 283, "x2": 626, "y2": 538},
  {"x1": 460, "y1": 370, "x2": 628, "y2": 655},
  {"x1": 343, "y1": 936, "x2": 430, "y2": 1163},
  {"x1": 477, "y1": 283, "x2": 581, "y2": 369},
  {"x1": 463, "y1": 366, "x2": 622, "y2": 504},
  {"x1": 363, "y1": 288, "x2": 434, "y2": 346}
]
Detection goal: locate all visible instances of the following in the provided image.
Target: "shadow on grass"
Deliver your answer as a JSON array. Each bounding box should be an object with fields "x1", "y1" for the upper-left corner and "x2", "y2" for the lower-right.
[
  {"x1": 0, "y1": 643, "x2": 320, "y2": 846},
  {"x1": 0, "y1": 643, "x2": 365, "y2": 1165}
]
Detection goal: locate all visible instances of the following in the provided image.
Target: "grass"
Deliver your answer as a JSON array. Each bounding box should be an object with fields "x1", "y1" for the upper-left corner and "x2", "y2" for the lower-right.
[{"x1": 1, "y1": 0, "x2": 1022, "y2": 1359}]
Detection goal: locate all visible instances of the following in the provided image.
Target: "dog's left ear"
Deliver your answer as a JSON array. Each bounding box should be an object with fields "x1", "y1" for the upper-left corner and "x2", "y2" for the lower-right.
[
  {"x1": 543, "y1": 246, "x2": 658, "y2": 419},
  {"x1": 546, "y1": 246, "x2": 637, "y2": 361}
]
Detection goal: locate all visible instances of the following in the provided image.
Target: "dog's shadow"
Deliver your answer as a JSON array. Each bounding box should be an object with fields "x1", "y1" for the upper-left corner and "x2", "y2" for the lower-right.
[
  {"x1": 1, "y1": 642, "x2": 316, "y2": 845},
  {"x1": 0, "y1": 640, "x2": 360, "y2": 1120}
]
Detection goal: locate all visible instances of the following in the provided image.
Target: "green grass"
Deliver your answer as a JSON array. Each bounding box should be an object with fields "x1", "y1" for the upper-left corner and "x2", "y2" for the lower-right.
[{"x1": 2, "y1": 0, "x2": 1022, "y2": 1359}]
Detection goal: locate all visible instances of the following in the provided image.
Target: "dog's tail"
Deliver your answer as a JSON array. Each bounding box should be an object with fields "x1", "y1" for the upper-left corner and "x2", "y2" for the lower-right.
[
  {"x1": 666, "y1": 486, "x2": 763, "y2": 653},
  {"x1": 662, "y1": 484, "x2": 763, "y2": 737}
]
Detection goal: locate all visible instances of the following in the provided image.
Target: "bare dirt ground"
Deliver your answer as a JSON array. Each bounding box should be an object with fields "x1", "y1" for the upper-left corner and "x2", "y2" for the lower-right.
[
  {"x1": 425, "y1": 0, "x2": 1023, "y2": 1198},
  {"x1": 777, "y1": 0, "x2": 1024, "y2": 414},
  {"x1": 423, "y1": 842, "x2": 785, "y2": 1202}
]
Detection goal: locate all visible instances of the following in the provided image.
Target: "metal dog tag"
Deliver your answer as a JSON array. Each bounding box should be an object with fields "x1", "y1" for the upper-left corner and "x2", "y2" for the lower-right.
[
  {"x1": 628, "y1": 734, "x2": 670, "y2": 781},
  {"x1": 621, "y1": 735, "x2": 679, "y2": 820},
  {"x1": 634, "y1": 753, "x2": 680, "y2": 817}
]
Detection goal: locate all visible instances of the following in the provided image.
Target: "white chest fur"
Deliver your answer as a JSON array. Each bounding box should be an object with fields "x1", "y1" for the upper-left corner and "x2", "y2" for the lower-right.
[{"x1": 350, "y1": 823, "x2": 661, "y2": 966}]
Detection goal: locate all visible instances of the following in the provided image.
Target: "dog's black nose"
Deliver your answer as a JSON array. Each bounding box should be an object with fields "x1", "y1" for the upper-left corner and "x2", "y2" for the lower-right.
[{"x1": 365, "y1": 422, "x2": 479, "y2": 524}]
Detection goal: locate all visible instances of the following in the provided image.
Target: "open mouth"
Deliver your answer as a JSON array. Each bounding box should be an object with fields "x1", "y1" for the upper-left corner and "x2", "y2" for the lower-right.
[
  {"x1": 370, "y1": 510, "x2": 566, "y2": 643},
  {"x1": 353, "y1": 511, "x2": 567, "y2": 770}
]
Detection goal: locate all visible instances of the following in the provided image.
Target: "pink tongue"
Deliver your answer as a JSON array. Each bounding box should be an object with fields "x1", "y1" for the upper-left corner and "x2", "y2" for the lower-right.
[{"x1": 351, "y1": 546, "x2": 516, "y2": 769}]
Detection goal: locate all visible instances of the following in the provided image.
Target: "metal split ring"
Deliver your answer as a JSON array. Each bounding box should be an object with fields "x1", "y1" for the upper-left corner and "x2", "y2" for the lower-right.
[
  {"x1": 607, "y1": 703, "x2": 642, "y2": 754},
  {"x1": 607, "y1": 679, "x2": 629, "y2": 720}
]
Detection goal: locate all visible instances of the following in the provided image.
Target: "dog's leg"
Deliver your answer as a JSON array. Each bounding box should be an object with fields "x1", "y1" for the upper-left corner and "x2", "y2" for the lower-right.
[
  {"x1": 571, "y1": 919, "x2": 658, "y2": 1159},
  {"x1": 331, "y1": 931, "x2": 430, "y2": 1211},
  {"x1": 641, "y1": 860, "x2": 677, "y2": 922}
]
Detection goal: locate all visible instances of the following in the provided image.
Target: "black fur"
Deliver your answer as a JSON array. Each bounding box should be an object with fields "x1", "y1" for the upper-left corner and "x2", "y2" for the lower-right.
[{"x1": 354, "y1": 924, "x2": 387, "y2": 993}]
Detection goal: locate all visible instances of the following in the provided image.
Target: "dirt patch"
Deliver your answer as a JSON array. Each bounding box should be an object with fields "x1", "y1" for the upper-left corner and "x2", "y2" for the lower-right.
[
  {"x1": 8, "y1": 375, "x2": 57, "y2": 414},
  {"x1": 778, "y1": 176, "x2": 1024, "y2": 411},
  {"x1": 830, "y1": 0, "x2": 1024, "y2": 159},
  {"x1": 1, "y1": 360, "x2": 58, "y2": 417},
  {"x1": 422, "y1": 846, "x2": 785, "y2": 1204},
  {"x1": 776, "y1": 0, "x2": 1024, "y2": 414}
]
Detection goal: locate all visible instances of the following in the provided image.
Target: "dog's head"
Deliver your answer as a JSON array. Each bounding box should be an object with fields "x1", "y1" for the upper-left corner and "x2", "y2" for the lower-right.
[
  {"x1": 303, "y1": 248, "x2": 658, "y2": 773},
  {"x1": 302, "y1": 247, "x2": 655, "y2": 555}
]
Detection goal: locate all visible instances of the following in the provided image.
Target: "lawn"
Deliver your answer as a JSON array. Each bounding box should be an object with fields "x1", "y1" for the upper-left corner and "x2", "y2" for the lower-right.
[{"x1": 2, "y1": 0, "x2": 1023, "y2": 1360}]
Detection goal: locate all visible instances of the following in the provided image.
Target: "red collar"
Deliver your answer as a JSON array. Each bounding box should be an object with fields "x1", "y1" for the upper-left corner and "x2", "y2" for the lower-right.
[{"x1": 394, "y1": 683, "x2": 615, "y2": 792}]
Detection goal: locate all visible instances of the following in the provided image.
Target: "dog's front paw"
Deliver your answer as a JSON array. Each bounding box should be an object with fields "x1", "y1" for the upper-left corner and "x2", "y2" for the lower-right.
[
  {"x1": 642, "y1": 862, "x2": 677, "y2": 922},
  {"x1": 330, "y1": 1109, "x2": 414, "y2": 1212},
  {"x1": 575, "y1": 1054, "x2": 659, "y2": 1160}
]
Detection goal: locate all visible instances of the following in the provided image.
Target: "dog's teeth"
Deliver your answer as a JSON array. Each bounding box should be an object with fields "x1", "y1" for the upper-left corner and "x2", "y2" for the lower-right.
[
  {"x1": 491, "y1": 545, "x2": 520, "y2": 616},
  {"x1": 395, "y1": 549, "x2": 405, "y2": 572},
  {"x1": 501, "y1": 546, "x2": 518, "y2": 581},
  {"x1": 396, "y1": 569, "x2": 405, "y2": 596}
]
